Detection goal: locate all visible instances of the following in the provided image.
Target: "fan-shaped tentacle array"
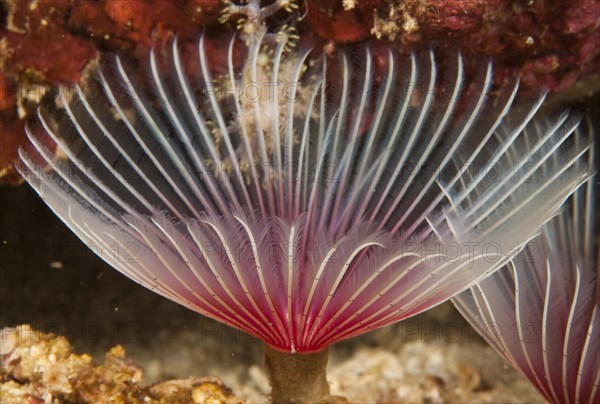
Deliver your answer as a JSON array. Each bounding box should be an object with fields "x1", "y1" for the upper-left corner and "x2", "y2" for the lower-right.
[
  {"x1": 453, "y1": 155, "x2": 598, "y2": 404},
  {"x1": 18, "y1": 32, "x2": 592, "y2": 353}
]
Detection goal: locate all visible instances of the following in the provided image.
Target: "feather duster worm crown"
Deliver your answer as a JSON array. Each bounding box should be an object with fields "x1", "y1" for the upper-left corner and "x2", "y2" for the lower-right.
[
  {"x1": 18, "y1": 31, "x2": 592, "y2": 353},
  {"x1": 454, "y1": 154, "x2": 598, "y2": 404}
]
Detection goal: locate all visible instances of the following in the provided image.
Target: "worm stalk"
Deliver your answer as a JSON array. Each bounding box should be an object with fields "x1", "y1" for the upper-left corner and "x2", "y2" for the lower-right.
[{"x1": 264, "y1": 344, "x2": 331, "y2": 403}]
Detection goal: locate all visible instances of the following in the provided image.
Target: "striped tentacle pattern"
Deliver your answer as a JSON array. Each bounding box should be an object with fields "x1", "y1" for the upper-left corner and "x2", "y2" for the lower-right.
[
  {"x1": 18, "y1": 31, "x2": 593, "y2": 353},
  {"x1": 453, "y1": 146, "x2": 598, "y2": 403}
]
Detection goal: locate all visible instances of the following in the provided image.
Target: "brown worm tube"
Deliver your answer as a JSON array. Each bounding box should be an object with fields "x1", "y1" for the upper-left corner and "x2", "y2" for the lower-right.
[{"x1": 264, "y1": 344, "x2": 331, "y2": 403}]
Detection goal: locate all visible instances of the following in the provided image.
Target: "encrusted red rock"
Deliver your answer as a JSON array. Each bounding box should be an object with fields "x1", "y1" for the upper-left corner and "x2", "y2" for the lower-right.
[
  {"x1": 305, "y1": 0, "x2": 378, "y2": 43},
  {"x1": 561, "y1": 0, "x2": 600, "y2": 35},
  {"x1": 4, "y1": 30, "x2": 97, "y2": 84},
  {"x1": 0, "y1": 71, "x2": 16, "y2": 112}
]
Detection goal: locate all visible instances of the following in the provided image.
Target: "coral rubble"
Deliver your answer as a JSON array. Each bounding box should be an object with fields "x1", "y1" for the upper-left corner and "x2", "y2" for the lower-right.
[{"x1": 0, "y1": 325, "x2": 240, "y2": 403}]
